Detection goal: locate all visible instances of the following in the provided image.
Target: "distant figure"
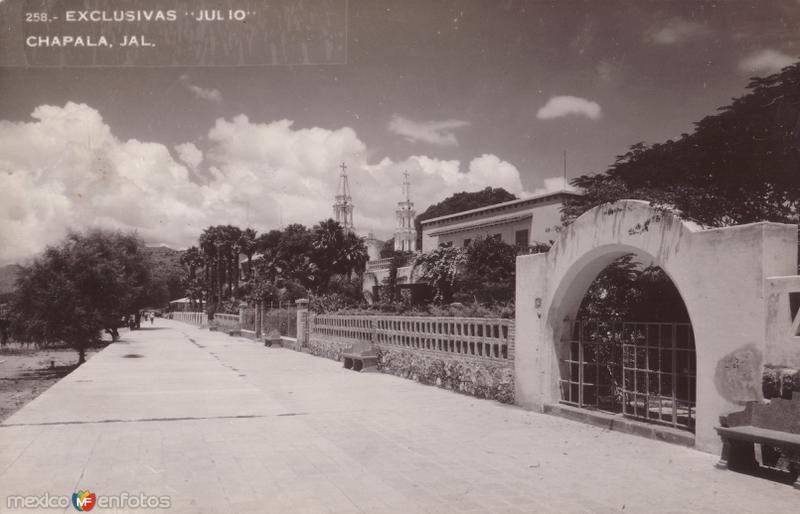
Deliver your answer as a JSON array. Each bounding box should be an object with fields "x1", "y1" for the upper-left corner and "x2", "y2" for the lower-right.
[{"x1": 149, "y1": 312, "x2": 155, "y2": 325}]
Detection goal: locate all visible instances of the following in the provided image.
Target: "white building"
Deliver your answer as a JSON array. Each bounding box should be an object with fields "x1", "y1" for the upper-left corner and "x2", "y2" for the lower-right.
[{"x1": 419, "y1": 190, "x2": 581, "y2": 251}]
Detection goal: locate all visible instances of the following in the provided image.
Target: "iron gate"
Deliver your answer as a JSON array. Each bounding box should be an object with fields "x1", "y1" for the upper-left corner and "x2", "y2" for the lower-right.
[{"x1": 559, "y1": 320, "x2": 696, "y2": 431}]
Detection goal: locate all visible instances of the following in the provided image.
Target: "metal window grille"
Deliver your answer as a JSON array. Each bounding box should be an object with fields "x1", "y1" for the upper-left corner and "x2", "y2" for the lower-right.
[{"x1": 559, "y1": 320, "x2": 696, "y2": 432}]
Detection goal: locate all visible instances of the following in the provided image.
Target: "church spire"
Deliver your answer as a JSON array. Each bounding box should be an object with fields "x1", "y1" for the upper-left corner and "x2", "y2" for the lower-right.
[
  {"x1": 402, "y1": 169, "x2": 411, "y2": 202},
  {"x1": 333, "y1": 162, "x2": 355, "y2": 232},
  {"x1": 394, "y1": 170, "x2": 417, "y2": 252}
]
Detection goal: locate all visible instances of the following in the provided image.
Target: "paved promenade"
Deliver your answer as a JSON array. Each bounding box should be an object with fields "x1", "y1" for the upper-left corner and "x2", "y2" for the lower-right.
[{"x1": 0, "y1": 320, "x2": 797, "y2": 513}]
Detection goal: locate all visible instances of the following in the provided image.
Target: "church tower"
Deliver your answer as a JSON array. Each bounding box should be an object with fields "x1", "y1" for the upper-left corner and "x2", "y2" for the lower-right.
[
  {"x1": 394, "y1": 170, "x2": 417, "y2": 252},
  {"x1": 333, "y1": 162, "x2": 355, "y2": 232}
]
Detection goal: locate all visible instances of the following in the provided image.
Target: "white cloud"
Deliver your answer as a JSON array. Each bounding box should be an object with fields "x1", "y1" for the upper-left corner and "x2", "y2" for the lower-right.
[
  {"x1": 0, "y1": 102, "x2": 205, "y2": 264},
  {"x1": 175, "y1": 142, "x2": 203, "y2": 170},
  {"x1": 529, "y1": 176, "x2": 578, "y2": 196},
  {"x1": 738, "y1": 49, "x2": 796, "y2": 75},
  {"x1": 647, "y1": 18, "x2": 710, "y2": 45},
  {"x1": 180, "y1": 74, "x2": 223, "y2": 103},
  {"x1": 536, "y1": 96, "x2": 602, "y2": 121},
  {"x1": 387, "y1": 114, "x2": 470, "y2": 146},
  {"x1": 360, "y1": 154, "x2": 524, "y2": 235},
  {"x1": 0, "y1": 104, "x2": 528, "y2": 264}
]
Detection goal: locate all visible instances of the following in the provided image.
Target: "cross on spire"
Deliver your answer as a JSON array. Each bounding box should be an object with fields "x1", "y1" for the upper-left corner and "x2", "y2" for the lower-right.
[{"x1": 333, "y1": 161, "x2": 354, "y2": 232}]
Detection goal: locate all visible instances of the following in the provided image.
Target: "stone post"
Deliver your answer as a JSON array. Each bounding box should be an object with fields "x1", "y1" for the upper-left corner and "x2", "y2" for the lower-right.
[
  {"x1": 295, "y1": 298, "x2": 309, "y2": 350},
  {"x1": 256, "y1": 301, "x2": 262, "y2": 339}
]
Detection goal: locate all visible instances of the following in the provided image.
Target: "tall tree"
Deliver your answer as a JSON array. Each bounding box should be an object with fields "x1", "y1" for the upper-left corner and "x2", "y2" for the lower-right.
[
  {"x1": 9, "y1": 229, "x2": 152, "y2": 364},
  {"x1": 180, "y1": 246, "x2": 205, "y2": 310},
  {"x1": 239, "y1": 227, "x2": 258, "y2": 281},
  {"x1": 563, "y1": 62, "x2": 800, "y2": 227}
]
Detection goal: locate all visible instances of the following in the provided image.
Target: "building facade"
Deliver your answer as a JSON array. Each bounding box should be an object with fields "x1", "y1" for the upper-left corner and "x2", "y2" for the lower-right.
[{"x1": 419, "y1": 190, "x2": 581, "y2": 252}]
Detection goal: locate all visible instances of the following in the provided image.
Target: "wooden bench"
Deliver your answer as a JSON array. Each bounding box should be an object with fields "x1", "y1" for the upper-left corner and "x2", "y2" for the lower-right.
[
  {"x1": 342, "y1": 341, "x2": 378, "y2": 372},
  {"x1": 715, "y1": 392, "x2": 800, "y2": 489}
]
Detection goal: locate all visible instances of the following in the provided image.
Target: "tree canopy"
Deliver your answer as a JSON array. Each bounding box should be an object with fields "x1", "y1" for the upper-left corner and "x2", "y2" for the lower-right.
[
  {"x1": 185, "y1": 219, "x2": 369, "y2": 312},
  {"x1": 563, "y1": 62, "x2": 800, "y2": 227},
  {"x1": 9, "y1": 229, "x2": 153, "y2": 363}
]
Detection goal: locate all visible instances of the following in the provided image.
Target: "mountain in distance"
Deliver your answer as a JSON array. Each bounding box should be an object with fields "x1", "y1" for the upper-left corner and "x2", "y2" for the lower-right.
[{"x1": 143, "y1": 245, "x2": 188, "y2": 305}]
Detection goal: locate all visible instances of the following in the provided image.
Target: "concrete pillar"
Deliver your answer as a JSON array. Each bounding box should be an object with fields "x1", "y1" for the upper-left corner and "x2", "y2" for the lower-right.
[{"x1": 296, "y1": 298, "x2": 310, "y2": 350}]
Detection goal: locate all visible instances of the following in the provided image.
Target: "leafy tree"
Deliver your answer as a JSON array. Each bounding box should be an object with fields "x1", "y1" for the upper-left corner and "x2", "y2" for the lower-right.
[
  {"x1": 9, "y1": 229, "x2": 153, "y2": 364},
  {"x1": 379, "y1": 250, "x2": 413, "y2": 303},
  {"x1": 276, "y1": 223, "x2": 318, "y2": 288},
  {"x1": 310, "y1": 219, "x2": 368, "y2": 290},
  {"x1": 563, "y1": 62, "x2": 800, "y2": 228},
  {"x1": 457, "y1": 237, "x2": 518, "y2": 303},
  {"x1": 412, "y1": 245, "x2": 467, "y2": 303},
  {"x1": 415, "y1": 187, "x2": 518, "y2": 248},
  {"x1": 379, "y1": 238, "x2": 395, "y2": 258}
]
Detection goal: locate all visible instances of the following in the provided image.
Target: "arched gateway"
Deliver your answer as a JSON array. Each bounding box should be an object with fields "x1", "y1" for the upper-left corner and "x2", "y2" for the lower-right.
[{"x1": 515, "y1": 200, "x2": 798, "y2": 452}]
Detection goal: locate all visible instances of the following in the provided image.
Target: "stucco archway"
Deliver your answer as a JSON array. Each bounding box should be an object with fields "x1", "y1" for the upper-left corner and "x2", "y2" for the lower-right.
[{"x1": 515, "y1": 200, "x2": 798, "y2": 452}]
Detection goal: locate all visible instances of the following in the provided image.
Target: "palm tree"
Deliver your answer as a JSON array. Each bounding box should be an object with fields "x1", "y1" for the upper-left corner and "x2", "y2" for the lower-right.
[
  {"x1": 239, "y1": 228, "x2": 258, "y2": 281},
  {"x1": 180, "y1": 246, "x2": 205, "y2": 310},
  {"x1": 198, "y1": 227, "x2": 220, "y2": 303},
  {"x1": 341, "y1": 231, "x2": 369, "y2": 281}
]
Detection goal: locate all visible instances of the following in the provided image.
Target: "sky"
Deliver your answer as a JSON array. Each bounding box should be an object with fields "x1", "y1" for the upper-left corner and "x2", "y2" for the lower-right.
[{"x1": 0, "y1": 0, "x2": 798, "y2": 265}]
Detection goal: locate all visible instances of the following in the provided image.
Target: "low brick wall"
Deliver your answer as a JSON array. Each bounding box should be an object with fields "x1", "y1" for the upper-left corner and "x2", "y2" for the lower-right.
[{"x1": 307, "y1": 314, "x2": 515, "y2": 403}]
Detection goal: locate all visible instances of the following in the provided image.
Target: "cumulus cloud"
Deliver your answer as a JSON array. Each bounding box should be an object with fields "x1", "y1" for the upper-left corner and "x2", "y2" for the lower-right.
[
  {"x1": 358, "y1": 154, "x2": 524, "y2": 233},
  {"x1": 738, "y1": 49, "x2": 796, "y2": 75},
  {"x1": 0, "y1": 103, "x2": 528, "y2": 264},
  {"x1": 536, "y1": 96, "x2": 602, "y2": 121},
  {"x1": 0, "y1": 102, "x2": 205, "y2": 264},
  {"x1": 175, "y1": 142, "x2": 203, "y2": 170},
  {"x1": 647, "y1": 18, "x2": 710, "y2": 45},
  {"x1": 387, "y1": 114, "x2": 470, "y2": 146},
  {"x1": 529, "y1": 176, "x2": 578, "y2": 196},
  {"x1": 180, "y1": 74, "x2": 223, "y2": 103}
]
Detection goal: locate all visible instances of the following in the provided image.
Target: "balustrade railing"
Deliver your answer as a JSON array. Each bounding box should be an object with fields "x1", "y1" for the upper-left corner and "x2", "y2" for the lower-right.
[
  {"x1": 311, "y1": 314, "x2": 514, "y2": 361},
  {"x1": 213, "y1": 313, "x2": 240, "y2": 330},
  {"x1": 169, "y1": 311, "x2": 207, "y2": 325}
]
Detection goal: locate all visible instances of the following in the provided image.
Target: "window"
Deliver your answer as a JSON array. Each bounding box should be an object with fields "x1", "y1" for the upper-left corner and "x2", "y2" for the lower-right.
[
  {"x1": 515, "y1": 229, "x2": 529, "y2": 246},
  {"x1": 463, "y1": 238, "x2": 471, "y2": 247},
  {"x1": 492, "y1": 233, "x2": 502, "y2": 241}
]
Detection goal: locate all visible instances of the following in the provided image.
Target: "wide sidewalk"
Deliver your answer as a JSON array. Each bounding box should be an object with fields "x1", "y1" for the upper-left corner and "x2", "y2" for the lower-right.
[{"x1": 0, "y1": 320, "x2": 797, "y2": 514}]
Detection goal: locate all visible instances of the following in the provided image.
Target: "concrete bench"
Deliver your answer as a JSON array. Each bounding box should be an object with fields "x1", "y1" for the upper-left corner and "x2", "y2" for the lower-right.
[
  {"x1": 263, "y1": 330, "x2": 282, "y2": 348},
  {"x1": 342, "y1": 341, "x2": 378, "y2": 372},
  {"x1": 715, "y1": 392, "x2": 800, "y2": 489}
]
